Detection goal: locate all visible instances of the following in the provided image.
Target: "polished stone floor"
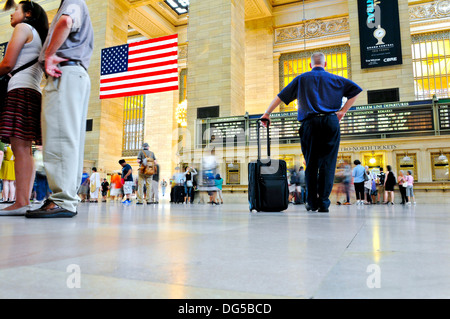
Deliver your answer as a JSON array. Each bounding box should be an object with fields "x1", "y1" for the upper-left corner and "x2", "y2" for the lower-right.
[{"x1": 0, "y1": 197, "x2": 448, "y2": 299}]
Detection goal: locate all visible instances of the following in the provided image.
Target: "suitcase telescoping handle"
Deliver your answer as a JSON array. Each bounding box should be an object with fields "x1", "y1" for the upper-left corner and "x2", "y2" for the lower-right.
[{"x1": 256, "y1": 118, "x2": 270, "y2": 160}]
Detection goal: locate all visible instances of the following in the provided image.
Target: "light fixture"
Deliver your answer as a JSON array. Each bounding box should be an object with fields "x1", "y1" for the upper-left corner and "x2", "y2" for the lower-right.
[
  {"x1": 403, "y1": 152, "x2": 411, "y2": 162},
  {"x1": 164, "y1": 0, "x2": 189, "y2": 15},
  {"x1": 438, "y1": 150, "x2": 448, "y2": 161},
  {"x1": 369, "y1": 152, "x2": 376, "y2": 165},
  {"x1": 176, "y1": 100, "x2": 188, "y2": 128}
]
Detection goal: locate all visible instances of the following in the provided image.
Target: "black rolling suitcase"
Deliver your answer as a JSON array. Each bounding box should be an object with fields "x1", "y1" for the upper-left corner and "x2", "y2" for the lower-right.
[
  {"x1": 248, "y1": 119, "x2": 289, "y2": 212},
  {"x1": 171, "y1": 185, "x2": 185, "y2": 203},
  {"x1": 174, "y1": 186, "x2": 185, "y2": 203}
]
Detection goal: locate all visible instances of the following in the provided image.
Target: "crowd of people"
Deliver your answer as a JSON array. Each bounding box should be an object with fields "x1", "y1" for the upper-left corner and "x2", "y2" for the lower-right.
[
  {"x1": 286, "y1": 159, "x2": 417, "y2": 207},
  {"x1": 342, "y1": 160, "x2": 416, "y2": 206},
  {"x1": 69, "y1": 142, "x2": 225, "y2": 206}
]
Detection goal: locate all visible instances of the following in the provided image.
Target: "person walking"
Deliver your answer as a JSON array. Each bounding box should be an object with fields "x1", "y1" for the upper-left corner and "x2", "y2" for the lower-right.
[
  {"x1": 136, "y1": 143, "x2": 156, "y2": 204},
  {"x1": 119, "y1": 159, "x2": 133, "y2": 204},
  {"x1": 33, "y1": 145, "x2": 51, "y2": 204},
  {"x1": 397, "y1": 170, "x2": 408, "y2": 205},
  {"x1": 149, "y1": 164, "x2": 160, "y2": 204},
  {"x1": 376, "y1": 167, "x2": 386, "y2": 204},
  {"x1": 0, "y1": 1, "x2": 48, "y2": 216},
  {"x1": 261, "y1": 52, "x2": 362, "y2": 212},
  {"x1": 161, "y1": 179, "x2": 167, "y2": 197},
  {"x1": 352, "y1": 160, "x2": 365, "y2": 205},
  {"x1": 183, "y1": 166, "x2": 197, "y2": 204},
  {"x1": 342, "y1": 164, "x2": 352, "y2": 205},
  {"x1": 297, "y1": 166, "x2": 307, "y2": 204},
  {"x1": 101, "y1": 178, "x2": 109, "y2": 202},
  {"x1": 214, "y1": 173, "x2": 224, "y2": 204},
  {"x1": 405, "y1": 170, "x2": 416, "y2": 206},
  {"x1": 26, "y1": 0, "x2": 94, "y2": 218},
  {"x1": 383, "y1": 165, "x2": 396, "y2": 205},
  {"x1": 109, "y1": 172, "x2": 122, "y2": 202},
  {"x1": 0, "y1": 145, "x2": 15, "y2": 205},
  {"x1": 89, "y1": 167, "x2": 100, "y2": 203},
  {"x1": 363, "y1": 166, "x2": 373, "y2": 204}
]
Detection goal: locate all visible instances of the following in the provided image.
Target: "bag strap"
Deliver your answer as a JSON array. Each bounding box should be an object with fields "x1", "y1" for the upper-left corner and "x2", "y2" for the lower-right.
[{"x1": 8, "y1": 57, "x2": 39, "y2": 78}]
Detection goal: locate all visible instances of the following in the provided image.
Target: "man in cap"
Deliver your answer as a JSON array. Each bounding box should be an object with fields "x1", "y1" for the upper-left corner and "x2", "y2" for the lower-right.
[{"x1": 136, "y1": 143, "x2": 156, "y2": 204}]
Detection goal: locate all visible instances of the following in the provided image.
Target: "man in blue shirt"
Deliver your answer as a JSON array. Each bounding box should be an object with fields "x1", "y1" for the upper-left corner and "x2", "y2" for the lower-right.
[{"x1": 261, "y1": 52, "x2": 362, "y2": 212}]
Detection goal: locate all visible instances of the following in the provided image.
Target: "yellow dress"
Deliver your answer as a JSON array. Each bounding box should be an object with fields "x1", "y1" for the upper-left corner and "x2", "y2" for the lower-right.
[{"x1": 0, "y1": 146, "x2": 15, "y2": 181}]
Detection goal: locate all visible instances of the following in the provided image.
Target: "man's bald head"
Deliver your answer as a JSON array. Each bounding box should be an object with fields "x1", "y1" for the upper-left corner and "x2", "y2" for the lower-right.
[{"x1": 310, "y1": 52, "x2": 326, "y2": 68}]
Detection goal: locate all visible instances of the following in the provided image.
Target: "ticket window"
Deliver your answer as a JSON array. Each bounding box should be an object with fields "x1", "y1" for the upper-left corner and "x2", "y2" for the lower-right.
[
  {"x1": 431, "y1": 152, "x2": 450, "y2": 181},
  {"x1": 363, "y1": 153, "x2": 383, "y2": 175},
  {"x1": 226, "y1": 162, "x2": 240, "y2": 185},
  {"x1": 396, "y1": 153, "x2": 417, "y2": 181}
]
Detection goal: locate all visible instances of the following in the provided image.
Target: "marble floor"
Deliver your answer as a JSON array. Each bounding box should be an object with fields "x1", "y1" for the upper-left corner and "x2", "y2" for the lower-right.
[{"x1": 0, "y1": 197, "x2": 449, "y2": 299}]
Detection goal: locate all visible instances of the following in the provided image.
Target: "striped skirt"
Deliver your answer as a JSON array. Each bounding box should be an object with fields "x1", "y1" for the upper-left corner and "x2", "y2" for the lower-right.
[{"x1": 0, "y1": 88, "x2": 42, "y2": 145}]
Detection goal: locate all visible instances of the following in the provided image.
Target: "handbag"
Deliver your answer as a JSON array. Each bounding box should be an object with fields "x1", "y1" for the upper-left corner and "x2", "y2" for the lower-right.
[
  {"x1": 363, "y1": 172, "x2": 369, "y2": 181},
  {"x1": 403, "y1": 181, "x2": 409, "y2": 187},
  {"x1": 0, "y1": 57, "x2": 39, "y2": 108},
  {"x1": 90, "y1": 181, "x2": 96, "y2": 193}
]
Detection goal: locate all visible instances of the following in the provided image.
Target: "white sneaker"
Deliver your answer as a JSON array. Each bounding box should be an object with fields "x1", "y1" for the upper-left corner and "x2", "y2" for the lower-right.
[{"x1": 413, "y1": 202, "x2": 416, "y2": 205}]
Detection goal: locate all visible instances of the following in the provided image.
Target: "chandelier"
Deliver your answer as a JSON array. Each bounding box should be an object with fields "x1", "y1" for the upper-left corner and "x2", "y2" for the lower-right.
[{"x1": 176, "y1": 100, "x2": 187, "y2": 127}]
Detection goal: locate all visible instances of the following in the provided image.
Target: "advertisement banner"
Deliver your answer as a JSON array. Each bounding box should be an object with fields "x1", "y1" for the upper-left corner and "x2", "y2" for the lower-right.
[{"x1": 357, "y1": 0, "x2": 403, "y2": 69}]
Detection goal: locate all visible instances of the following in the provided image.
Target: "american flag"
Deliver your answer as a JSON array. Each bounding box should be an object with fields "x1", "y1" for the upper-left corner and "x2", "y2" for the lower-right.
[{"x1": 99, "y1": 34, "x2": 178, "y2": 99}]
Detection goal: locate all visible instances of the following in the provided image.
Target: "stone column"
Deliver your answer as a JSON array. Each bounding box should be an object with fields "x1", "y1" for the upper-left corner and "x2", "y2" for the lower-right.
[
  {"x1": 84, "y1": 0, "x2": 130, "y2": 175},
  {"x1": 186, "y1": 0, "x2": 246, "y2": 143}
]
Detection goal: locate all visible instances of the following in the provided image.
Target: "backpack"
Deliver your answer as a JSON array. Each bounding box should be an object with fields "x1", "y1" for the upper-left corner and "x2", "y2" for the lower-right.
[
  {"x1": 378, "y1": 172, "x2": 385, "y2": 185},
  {"x1": 139, "y1": 153, "x2": 157, "y2": 176}
]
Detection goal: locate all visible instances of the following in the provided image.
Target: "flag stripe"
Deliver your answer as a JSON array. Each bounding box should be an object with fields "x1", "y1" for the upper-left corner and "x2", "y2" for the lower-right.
[
  {"x1": 100, "y1": 77, "x2": 179, "y2": 92},
  {"x1": 128, "y1": 60, "x2": 177, "y2": 73},
  {"x1": 100, "y1": 81, "x2": 178, "y2": 96},
  {"x1": 130, "y1": 43, "x2": 178, "y2": 56},
  {"x1": 100, "y1": 34, "x2": 178, "y2": 99},
  {"x1": 100, "y1": 67, "x2": 178, "y2": 84},
  {"x1": 128, "y1": 34, "x2": 178, "y2": 48},
  {"x1": 100, "y1": 86, "x2": 179, "y2": 99},
  {"x1": 128, "y1": 51, "x2": 177, "y2": 64}
]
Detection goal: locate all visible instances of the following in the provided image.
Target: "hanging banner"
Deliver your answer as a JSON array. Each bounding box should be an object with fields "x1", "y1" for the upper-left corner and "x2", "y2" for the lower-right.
[{"x1": 357, "y1": 0, "x2": 403, "y2": 69}]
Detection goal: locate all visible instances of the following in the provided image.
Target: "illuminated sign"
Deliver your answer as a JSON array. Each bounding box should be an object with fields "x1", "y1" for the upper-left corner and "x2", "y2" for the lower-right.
[
  {"x1": 357, "y1": 0, "x2": 403, "y2": 69},
  {"x1": 439, "y1": 105, "x2": 450, "y2": 130}
]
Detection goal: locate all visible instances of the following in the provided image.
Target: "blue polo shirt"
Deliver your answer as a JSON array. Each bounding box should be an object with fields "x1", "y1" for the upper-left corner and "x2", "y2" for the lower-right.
[{"x1": 278, "y1": 67, "x2": 363, "y2": 122}]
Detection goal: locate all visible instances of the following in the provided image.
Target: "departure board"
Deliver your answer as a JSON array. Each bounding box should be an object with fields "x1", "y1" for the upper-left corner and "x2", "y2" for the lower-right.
[
  {"x1": 248, "y1": 116, "x2": 300, "y2": 143},
  {"x1": 341, "y1": 106, "x2": 434, "y2": 135},
  {"x1": 439, "y1": 104, "x2": 450, "y2": 130},
  {"x1": 200, "y1": 103, "x2": 435, "y2": 147},
  {"x1": 207, "y1": 120, "x2": 246, "y2": 145}
]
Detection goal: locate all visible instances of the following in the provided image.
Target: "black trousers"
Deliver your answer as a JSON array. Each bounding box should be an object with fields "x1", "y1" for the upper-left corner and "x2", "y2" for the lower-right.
[
  {"x1": 354, "y1": 182, "x2": 365, "y2": 200},
  {"x1": 399, "y1": 185, "x2": 408, "y2": 204},
  {"x1": 299, "y1": 113, "x2": 340, "y2": 209}
]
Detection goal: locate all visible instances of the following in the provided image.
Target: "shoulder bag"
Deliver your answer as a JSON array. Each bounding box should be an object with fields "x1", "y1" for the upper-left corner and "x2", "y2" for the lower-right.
[{"x1": 0, "y1": 57, "x2": 39, "y2": 108}]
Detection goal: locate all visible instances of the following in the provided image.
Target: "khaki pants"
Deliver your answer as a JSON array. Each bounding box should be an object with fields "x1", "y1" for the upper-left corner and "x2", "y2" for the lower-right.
[
  {"x1": 137, "y1": 173, "x2": 153, "y2": 203},
  {"x1": 150, "y1": 179, "x2": 159, "y2": 202},
  {"x1": 42, "y1": 65, "x2": 91, "y2": 212}
]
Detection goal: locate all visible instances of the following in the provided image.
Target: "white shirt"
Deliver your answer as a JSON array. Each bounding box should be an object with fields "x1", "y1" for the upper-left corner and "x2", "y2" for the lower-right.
[{"x1": 8, "y1": 24, "x2": 43, "y2": 93}]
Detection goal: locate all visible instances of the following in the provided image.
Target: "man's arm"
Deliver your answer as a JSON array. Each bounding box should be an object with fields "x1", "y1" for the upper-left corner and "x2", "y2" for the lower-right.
[
  {"x1": 336, "y1": 95, "x2": 360, "y2": 122},
  {"x1": 44, "y1": 15, "x2": 73, "y2": 77},
  {"x1": 260, "y1": 96, "x2": 282, "y2": 127},
  {"x1": 123, "y1": 166, "x2": 132, "y2": 179}
]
